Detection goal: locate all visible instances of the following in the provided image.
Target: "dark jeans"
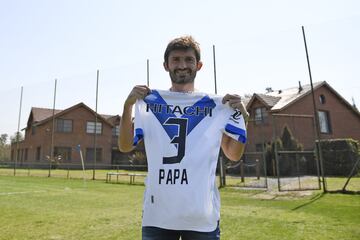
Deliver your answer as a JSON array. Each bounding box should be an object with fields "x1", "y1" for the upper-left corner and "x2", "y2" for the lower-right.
[{"x1": 142, "y1": 223, "x2": 220, "y2": 240}]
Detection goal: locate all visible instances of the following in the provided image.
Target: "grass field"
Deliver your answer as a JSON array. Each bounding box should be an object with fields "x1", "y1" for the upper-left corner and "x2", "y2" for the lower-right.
[
  {"x1": 1, "y1": 167, "x2": 359, "y2": 192},
  {"x1": 1, "y1": 175, "x2": 359, "y2": 240}
]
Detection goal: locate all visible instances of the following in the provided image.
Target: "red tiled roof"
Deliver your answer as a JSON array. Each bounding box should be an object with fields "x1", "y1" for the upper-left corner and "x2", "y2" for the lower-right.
[
  {"x1": 28, "y1": 103, "x2": 116, "y2": 128},
  {"x1": 256, "y1": 94, "x2": 281, "y2": 107},
  {"x1": 31, "y1": 107, "x2": 62, "y2": 122},
  {"x1": 100, "y1": 114, "x2": 116, "y2": 120},
  {"x1": 265, "y1": 81, "x2": 324, "y2": 111},
  {"x1": 247, "y1": 81, "x2": 324, "y2": 111}
]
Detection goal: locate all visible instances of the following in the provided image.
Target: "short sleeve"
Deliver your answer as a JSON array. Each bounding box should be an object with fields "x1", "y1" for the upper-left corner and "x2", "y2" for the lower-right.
[
  {"x1": 133, "y1": 100, "x2": 144, "y2": 146},
  {"x1": 224, "y1": 109, "x2": 247, "y2": 144}
]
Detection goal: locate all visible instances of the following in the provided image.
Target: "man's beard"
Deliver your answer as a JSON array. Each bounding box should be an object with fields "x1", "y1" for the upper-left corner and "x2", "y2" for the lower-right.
[{"x1": 169, "y1": 69, "x2": 197, "y2": 84}]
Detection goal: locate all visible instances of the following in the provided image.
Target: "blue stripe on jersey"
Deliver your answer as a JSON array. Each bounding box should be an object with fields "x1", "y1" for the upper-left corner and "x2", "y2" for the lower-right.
[
  {"x1": 225, "y1": 124, "x2": 247, "y2": 143},
  {"x1": 144, "y1": 90, "x2": 178, "y2": 140},
  {"x1": 133, "y1": 128, "x2": 144, "y2": 146},
  {"x1": 144, "y1": 90, "x2": 216, "y2": 142},
  {"x1": 182, "y1": 95, "x2": 216, "y2": 134}
]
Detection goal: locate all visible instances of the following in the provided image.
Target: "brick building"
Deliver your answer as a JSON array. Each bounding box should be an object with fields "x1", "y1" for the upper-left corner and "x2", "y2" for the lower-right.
[
  {"x1": 246, "y1": 81, "x2": 360, "y2": 152},
  {"x1": 11, "y1": 81, "x2": 359, "y2": 170},
  {"x1": 10, "y1": 102, "x2": 133, "y2": 168}
]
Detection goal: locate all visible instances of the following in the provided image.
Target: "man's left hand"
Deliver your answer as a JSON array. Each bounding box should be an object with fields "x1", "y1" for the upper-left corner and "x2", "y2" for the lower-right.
[{"x1": 222, "y1": 94, "x2": 249, "y2": 122}]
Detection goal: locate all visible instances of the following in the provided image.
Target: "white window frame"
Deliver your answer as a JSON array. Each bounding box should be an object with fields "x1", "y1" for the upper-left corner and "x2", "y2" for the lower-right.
[
  {"x1": 254, "y1": 107, "x2": 268, "y2": 124},
  {"x1": 112, "y1": 125, "x2": 120, "y2": 136},
  {"x1": 318, "y1": 111, "x2": 331, "y2": 134},
  {"x1": 86, "y1": 121, "x2": 102, "y2": 134},
  {"x1": 56, "y1": 119, "x2": 73, "y2": 133}
]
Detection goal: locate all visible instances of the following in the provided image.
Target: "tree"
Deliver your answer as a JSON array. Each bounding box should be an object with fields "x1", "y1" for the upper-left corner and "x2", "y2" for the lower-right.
[
  {"x1": 10, "y1": 131, "x2": 24, "y2": 144},
  {"x1": 281, "y1": 125, "x2": 303, "y2": 151},
  {"x1": 0, "y1": 134, "x2": 8, "y2": 145},
  {"x1": 264, "y1": 126, "x2": 304, "y2": 176},
  {"x1": 265, "y1": 138, "x2": 282, "y2": 176},
  {"x1": 0, "y1": 133, "x2": 10, "y2": 161}
]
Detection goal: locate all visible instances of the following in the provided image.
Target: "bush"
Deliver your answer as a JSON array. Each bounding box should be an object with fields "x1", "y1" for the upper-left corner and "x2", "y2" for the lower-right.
[
  {"x1": 265, "y1": 126, "x2": 304, "y2": 176},
  {"x1": 320, "y1": 139, "x2": 360, "y2": 176},
  {"x1": 128, "y1": 151, "x2": 147, "y2": 166}
]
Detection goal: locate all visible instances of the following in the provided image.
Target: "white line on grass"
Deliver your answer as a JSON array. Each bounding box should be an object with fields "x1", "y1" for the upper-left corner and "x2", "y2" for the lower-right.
[{"x1": 0, "y1": 190, "x2": 47, "y2": 196}]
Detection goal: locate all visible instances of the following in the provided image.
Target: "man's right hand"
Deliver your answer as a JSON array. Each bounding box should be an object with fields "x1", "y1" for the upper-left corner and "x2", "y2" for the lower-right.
[
  {"x1": 124, "y1": 85, "x2": 151, "y2": 107},
  {"x1": 119, "y1": 85, "x2": 150, "y2": 152}
]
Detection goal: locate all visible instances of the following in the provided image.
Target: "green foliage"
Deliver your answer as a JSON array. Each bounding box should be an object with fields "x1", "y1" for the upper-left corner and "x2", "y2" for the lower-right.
[
  {"x1": 128, "y1": 151, "x2": 146, "y2": 165},
  {"x1": 0, "y1": 134, "x2": 8, "y2": 146},
  {"x1": 0, "y1": 133, "x2": 10, "y2": 161},
  {"x1": 320, "y1": 138, "x2": 360, "y2": 176},
  {"x1": 10, "y1": 131, "x2": 24, "y2": 143},
  {"x1": 264, "y1": 126, "x2": 304, "y2": 176},
  {"x1": 281, "y1": 125, "x2": 303, "y2": 151}
]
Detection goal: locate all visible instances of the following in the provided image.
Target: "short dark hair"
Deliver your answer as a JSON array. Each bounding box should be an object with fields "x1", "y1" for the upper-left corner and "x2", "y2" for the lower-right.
[{"x1": 164, "y1": 35, "x2": 201, "y2": 64}]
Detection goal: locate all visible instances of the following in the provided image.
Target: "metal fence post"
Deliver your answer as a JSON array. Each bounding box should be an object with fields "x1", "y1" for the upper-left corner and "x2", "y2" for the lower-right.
[{"x1": 240, "y1": 160, "x2": 244, "y2": 183}]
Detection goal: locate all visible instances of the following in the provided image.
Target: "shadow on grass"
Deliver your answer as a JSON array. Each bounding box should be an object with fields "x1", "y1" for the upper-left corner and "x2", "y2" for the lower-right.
[
  {"x1": 105, "y1": 181, "x2": 145, "y2": 186},
  {"x1": 248, "y1": 190, "x2": 269, "y2": 196},
  {"x1": 327, "y1": 190, "x2": 360, "y2": 195},
  {"x1": 291, "y1": 192, "x2": 325, "y2": 211}
]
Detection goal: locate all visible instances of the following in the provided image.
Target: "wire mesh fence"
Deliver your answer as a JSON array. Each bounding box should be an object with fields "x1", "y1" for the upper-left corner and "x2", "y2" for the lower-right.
[
  {"x1": 272, "y1": 114, "x2": 322, "y2": 191},
  {"x1": 225, "y1": 151, "x2": 267, "y2": 189},
  {"x1": 276, "y1": 151, "x2": 321, "y2": 191},
  {"x1": 0, "y1": 162, "x2": 226, "y2": 187},
  {"x1": 0, "y1": 162, "x2": 148, "y2": 184},
  {"x1": 322, "y1": 149, "x2": 360, "y2": 193}
]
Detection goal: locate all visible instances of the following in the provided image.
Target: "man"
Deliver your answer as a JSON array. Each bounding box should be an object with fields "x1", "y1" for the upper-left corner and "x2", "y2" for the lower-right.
[{"x1": 119, "y1": 36, "x2": 248, "y2": 240}]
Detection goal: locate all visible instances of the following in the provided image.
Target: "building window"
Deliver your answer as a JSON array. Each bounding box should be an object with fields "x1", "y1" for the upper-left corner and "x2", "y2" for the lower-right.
[
  {"x1": 54, "y1": 147, "x2": 72, "y2": 162},
  {"x1": 24, "y1": 148, "x2": 28, "y2": 161},
  {"x1": 318, "y1": 111, "x2": 331, "y2": 134},
  {"x1": 32, "y1": 126, "x2": 36, "y2": 135},
  {"x1": 86, "y1": 121, "x2": 102, "y2": 134},
  {"x1": 255, "y1": 143, "x2": 263, "y2": 152},
  {"x1": 36, "y1": 147, "x2": 41, "y2": 161},
  {"x1": 56, "y1": 119, "x2": 73, "y2": 133},
  {"x1": 85, "y1": 148, "x2": 102, "y2": 162},
  {"x1": 254, "y1": 107, "x2": 268, "y2": 124},
  {"x1": 112, "y1": 125, "x2": 120, "y2": 136},
  {"x1": 319, "y1": 94, "x2": 326, "y2": 104}
]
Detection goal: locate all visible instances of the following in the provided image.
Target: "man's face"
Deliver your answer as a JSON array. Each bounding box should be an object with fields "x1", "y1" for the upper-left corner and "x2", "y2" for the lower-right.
[{"x1": 164, "y1": 49, "x2": 202, "y2": 84}]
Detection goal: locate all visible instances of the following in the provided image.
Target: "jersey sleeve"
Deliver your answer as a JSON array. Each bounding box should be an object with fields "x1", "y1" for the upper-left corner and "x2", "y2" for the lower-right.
[
  {"x1": 224, "y1": 109, "x2": 247, "y2": 144},
  {"x1": 133, "y1": 100, "x2": 144, "y2": 146}
]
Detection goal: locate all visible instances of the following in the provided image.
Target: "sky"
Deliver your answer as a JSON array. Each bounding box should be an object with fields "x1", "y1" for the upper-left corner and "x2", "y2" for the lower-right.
[{"x1": 1, "y1": 0, "x2": 359, "y2": 139}]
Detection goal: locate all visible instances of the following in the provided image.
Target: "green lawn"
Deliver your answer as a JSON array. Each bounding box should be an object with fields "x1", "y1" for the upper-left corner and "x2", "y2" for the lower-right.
[
  {"x1": 0, "y1": 175, "x2": 359, "y2": 240},
  {"x1": 0, "y1": 168, "x2": 147, "y2": 183},
  {"x1": 2, "y1": 167, "x2": 359, "y2": 192}
]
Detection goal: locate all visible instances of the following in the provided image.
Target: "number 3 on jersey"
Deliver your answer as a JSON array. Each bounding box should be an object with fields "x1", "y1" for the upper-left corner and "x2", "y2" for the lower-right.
[{"x1": 163, "y1": 117, "x2": 188, "y2": 164}]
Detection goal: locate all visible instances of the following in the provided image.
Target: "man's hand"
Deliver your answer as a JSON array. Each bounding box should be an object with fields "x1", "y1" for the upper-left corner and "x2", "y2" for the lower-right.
[
  {"x1": 222, "y1": 94, "x2": 249, "y2": 122},
  {"x1": 124, "y1": 85, "x2": 151, "y2": 108},
  {"x1": 221, "y1": 94, "x2": 248, "y2": 161},
  {"x1": 119, "y1": 85, "x2": 150, "y2": 153}
]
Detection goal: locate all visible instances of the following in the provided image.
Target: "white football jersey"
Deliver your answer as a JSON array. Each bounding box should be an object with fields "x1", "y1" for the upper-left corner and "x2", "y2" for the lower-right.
[{"x1": 133, "y1": 89, "x2": 246, "y2": 232}]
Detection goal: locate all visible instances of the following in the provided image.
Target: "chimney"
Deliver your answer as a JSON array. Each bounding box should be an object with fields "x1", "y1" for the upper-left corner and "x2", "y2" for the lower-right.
[
  {"x1": 265, "y1": 87, "x2": 273, "y2": 93},
  {"x1": 352, "y1": 97, "x2": 358, "y2": 110},
  {"x1": 298, "y1": 81, "x2": 303, "y2": 93}
]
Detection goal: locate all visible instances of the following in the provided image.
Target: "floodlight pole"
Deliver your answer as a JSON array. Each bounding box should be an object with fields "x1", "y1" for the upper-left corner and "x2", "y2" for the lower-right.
[
  {"x1": 93, "y1": 70, "x2": 99, "y2": 180},
  {"x1": 49, "y1": 79, "x2": 57, "y2": 177},
  {"x1": 301, "y1": 26, "x2": 327, "y2": 192},
  {"x1": 213, "y1": 45, "x2": 218, "y2": 94},
  {"x1": 77, "y1": 144, "x2": 87, "y2": 187},
  {"x1": 14, "y1": 86, "x2": 23, "y2": 176},
  {"x1": 213, "y1": 45, "x2": 225, "y2": 187},
  {"x1": 147, "y1": 59, "x2": 150, "y2": 87}
]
